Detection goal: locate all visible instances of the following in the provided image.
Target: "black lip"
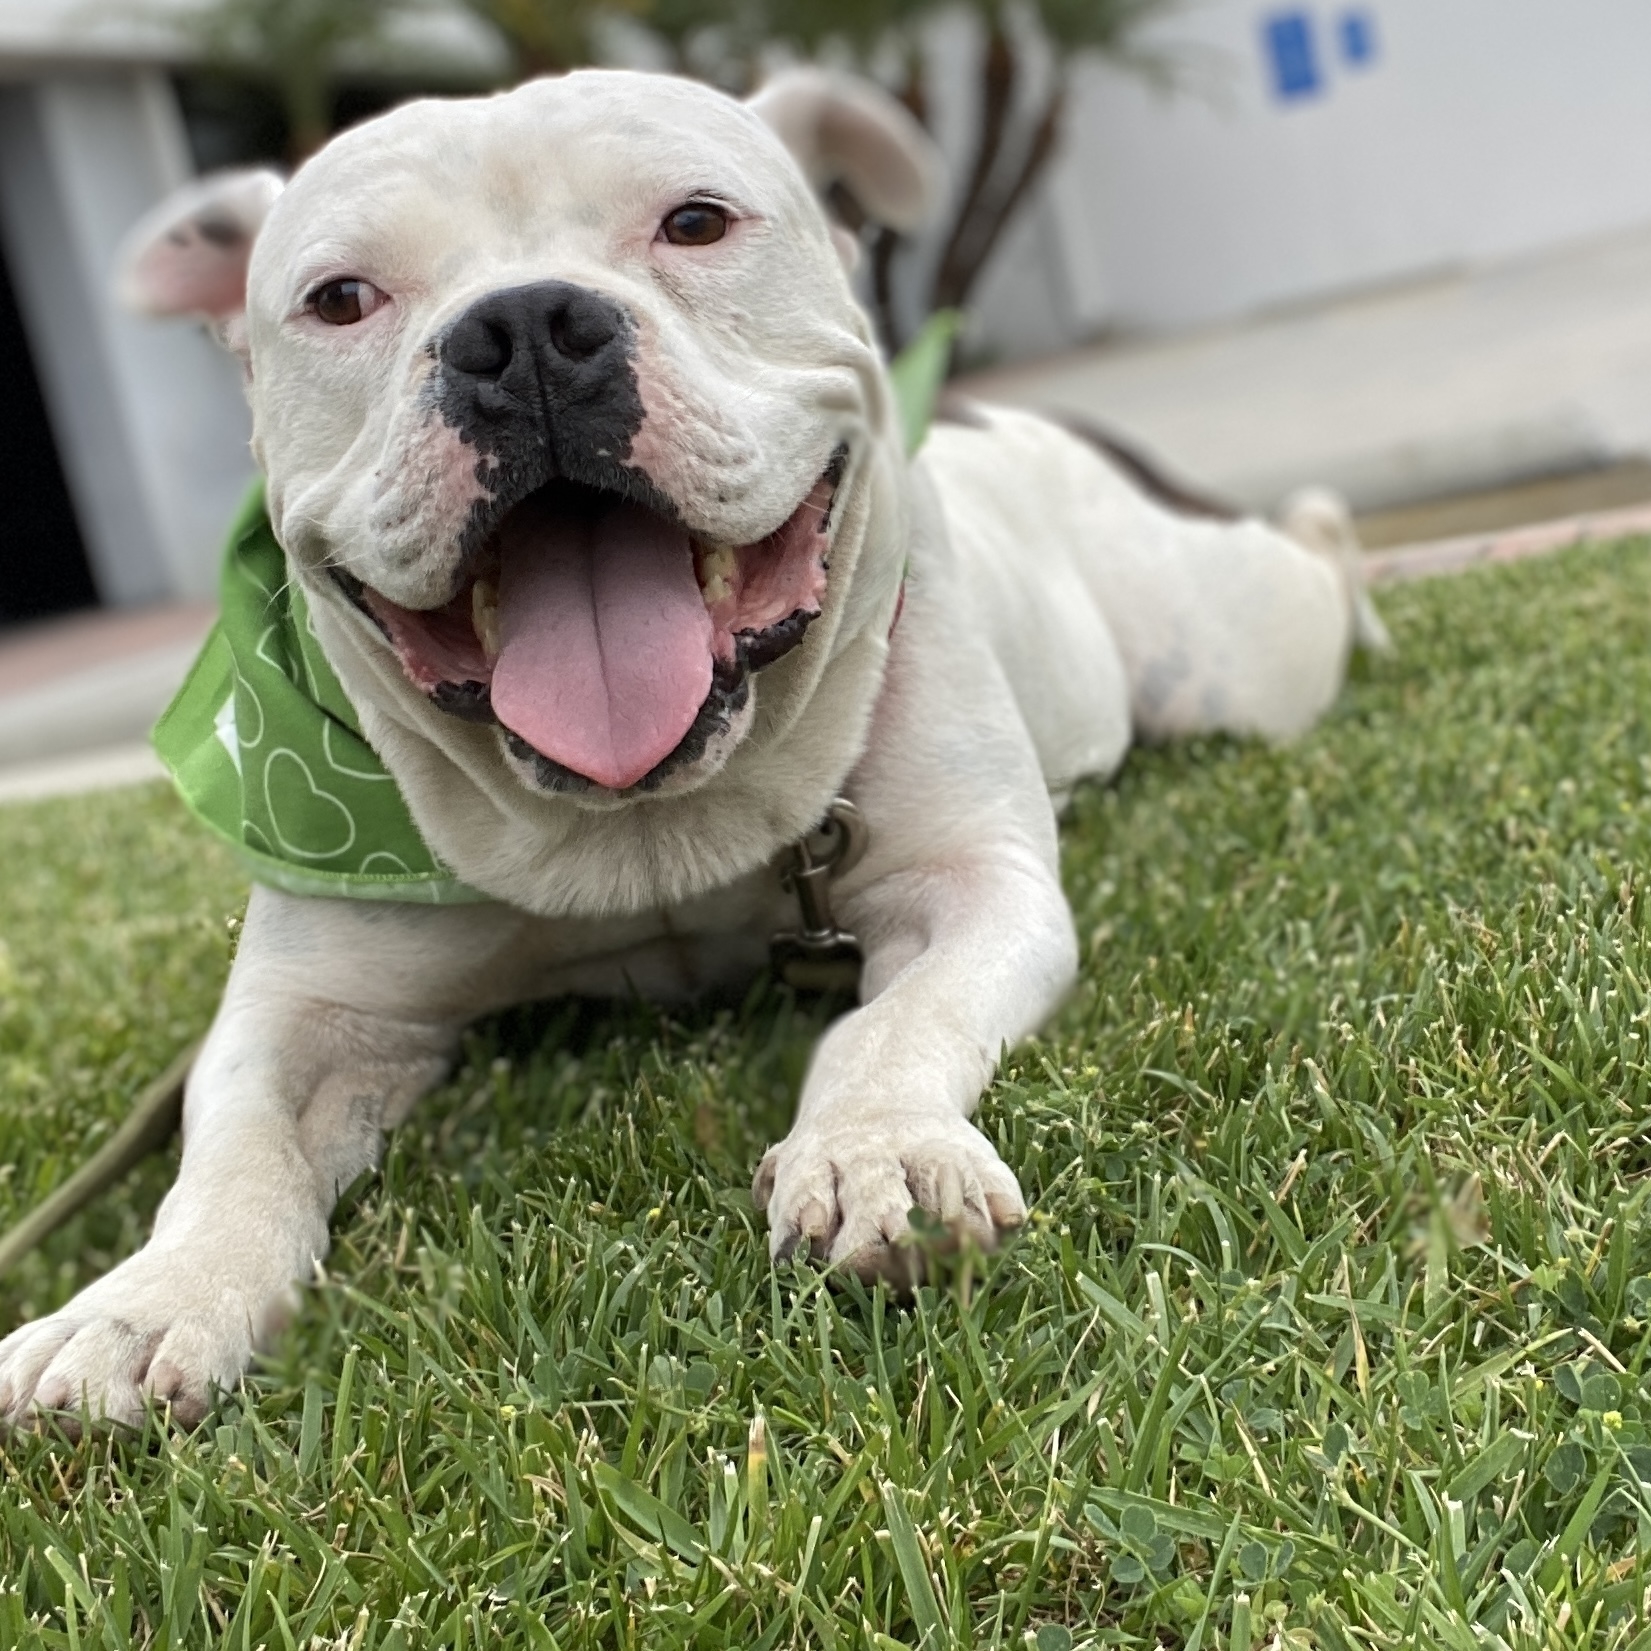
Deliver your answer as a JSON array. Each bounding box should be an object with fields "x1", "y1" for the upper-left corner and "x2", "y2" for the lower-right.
[
  {"x1": 331, "y1": 566, "x2": 385, "y2": 633},
  {"x1": 430, "y1": 679, "x2": 494, "y2": 723},
  {"x1": 456, "y1": 455, "x2": 678, "y2": 583},
  {"x1": 820, "y1": 442, "x2": 848, "y2": 533},
  {"x1": 330, "y1": 475, "x2": 666, "y2": 618}
]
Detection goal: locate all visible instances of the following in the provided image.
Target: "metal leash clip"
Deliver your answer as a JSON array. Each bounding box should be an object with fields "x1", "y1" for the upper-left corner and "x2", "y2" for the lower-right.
[{"x1": 770, "y1": 797, "x2": 869, "y2": 994}]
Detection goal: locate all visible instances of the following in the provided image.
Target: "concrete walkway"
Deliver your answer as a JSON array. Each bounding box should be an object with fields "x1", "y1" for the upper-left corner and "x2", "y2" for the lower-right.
[
  {"x1": 959, "y1": 221, "x2": 1651, "y2": 519},
  {"x1": 0, "y1": 602, "x2": 211, "y2": 798},
  {"x1": 0, "y1": 741, "x2": 166, "y2": 805}
]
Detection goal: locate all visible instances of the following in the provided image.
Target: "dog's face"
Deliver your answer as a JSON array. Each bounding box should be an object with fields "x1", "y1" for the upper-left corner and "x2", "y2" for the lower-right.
[{"x1": 124, "y1": 70, "x2": 937, "y2": 805}]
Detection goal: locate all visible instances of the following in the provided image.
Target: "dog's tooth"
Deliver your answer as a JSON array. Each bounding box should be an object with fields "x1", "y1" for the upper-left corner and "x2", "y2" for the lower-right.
[
  {"x1": 472, "y1": 579, "x2": 501, "y2": 660},
  {"x1": 697, "y1": 542, "x2": 737, "y2": 606}
]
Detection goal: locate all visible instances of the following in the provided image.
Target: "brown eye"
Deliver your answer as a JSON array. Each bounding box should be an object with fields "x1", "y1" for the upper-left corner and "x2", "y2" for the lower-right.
[
  {"x1": 661, "y1": 203, "x2": 729, "y2": 247},
  {"x1": 308, "y1": 278, "x2": 384, "y2": 325}
]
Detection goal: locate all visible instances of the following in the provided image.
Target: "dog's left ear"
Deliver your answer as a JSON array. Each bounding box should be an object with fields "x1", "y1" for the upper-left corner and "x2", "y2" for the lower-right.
[
  {"x1": 748, "y1": 68, "x2": 943, "y2": 267},
  {"x1": 114, "y1": 168, "x2": 284, "y2": 355}
]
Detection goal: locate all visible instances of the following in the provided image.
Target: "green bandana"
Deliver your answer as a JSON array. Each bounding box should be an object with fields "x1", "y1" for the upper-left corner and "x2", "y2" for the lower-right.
[
  {"x1": 152, "y1": 312, "x2": 962, "y2": 903},
  {"x1": 152, "y1": 486, "x2": 488, "y2": 903}
]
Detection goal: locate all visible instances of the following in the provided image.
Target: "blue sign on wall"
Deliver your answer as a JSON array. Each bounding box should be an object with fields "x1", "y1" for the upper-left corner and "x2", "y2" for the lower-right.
[
  {"x1": 1339, "y1": 8, "x2": 1378, "y2": 66},
  {"x1": 1263, "y1": 12, "x2": 1323, "y2": 101}
]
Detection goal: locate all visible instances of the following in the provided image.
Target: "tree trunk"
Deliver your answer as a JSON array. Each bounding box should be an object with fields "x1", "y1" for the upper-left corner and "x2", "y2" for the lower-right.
[
  {"x1": 871, "y1": 228, "x2": 903, "y2": 354},
  {"x1": 929, "y1": 18, "x2": 1017, "y2": 322},
  {"x1": 281, "y1": 64, "x2": 333, "y2": 166},
  {"x1": 934, "y1": 79, "x2": 1067, "y2": 318},
  {"x1": 514, "y1": 46, "x2": 577, "y2": 77},
  {"x1": 871, "y1": 61, "x2": 929, "y2": 355}
]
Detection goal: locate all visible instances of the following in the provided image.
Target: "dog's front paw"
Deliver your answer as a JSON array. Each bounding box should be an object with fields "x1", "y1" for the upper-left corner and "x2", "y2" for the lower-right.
[
  {"x1": 752, "y1": 1110, "x2": 1026, "y2": 1285},
  {"x1": 0, "y1": 1246, "x2": 294, "y2": 1433}
]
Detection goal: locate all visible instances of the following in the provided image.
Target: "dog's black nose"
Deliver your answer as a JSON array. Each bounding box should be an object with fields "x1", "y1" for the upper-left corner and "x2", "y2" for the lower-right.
[
  {"x1": 433, "y1": 281, "x2": 647, "y2": 488},
  {"x1": 442, "y1": 281, "x2": 628, "y2": 383}
]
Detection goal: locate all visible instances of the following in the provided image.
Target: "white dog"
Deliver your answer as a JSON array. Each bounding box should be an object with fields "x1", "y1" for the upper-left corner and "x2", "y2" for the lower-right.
[{"x1": 0, "y1": 68, "x2": 1381, "y2": 1428}]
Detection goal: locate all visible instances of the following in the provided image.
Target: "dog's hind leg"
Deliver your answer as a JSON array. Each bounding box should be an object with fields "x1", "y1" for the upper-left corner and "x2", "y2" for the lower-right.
[
  {"x1": 1077, "y1": 496, "x2": 1374, "y2": 747},
  {"x1": 922, "y1": 408, "x2": 1381, "y2": 761},
  {"x1": 0, "y1": 887, "x2": 532, "y2": 1433}
]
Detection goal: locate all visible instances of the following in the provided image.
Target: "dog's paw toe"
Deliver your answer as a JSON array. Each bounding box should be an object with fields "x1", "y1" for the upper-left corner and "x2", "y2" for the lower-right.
[
  {"x1": 0, "y1": 1319, "x2": 79, "y2": 1426},
  {"x1": 0, "y1": 1254, "x2": 269, "y2": 1432},
  {"x1": 755, "y1": 1113, "x2": 1026, "y2": 1286}
]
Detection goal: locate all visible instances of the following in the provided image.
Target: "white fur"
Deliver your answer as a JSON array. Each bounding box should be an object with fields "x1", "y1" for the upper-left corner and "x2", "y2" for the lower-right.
[{"x1": 0, "y1": 69, "x2": 1371, "y2": 1428}]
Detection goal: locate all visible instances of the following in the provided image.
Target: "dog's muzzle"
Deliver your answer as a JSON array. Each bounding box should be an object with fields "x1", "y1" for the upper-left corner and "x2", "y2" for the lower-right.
[{"x1": 338, "y1": 281, "x2": 847, "y2": 796}]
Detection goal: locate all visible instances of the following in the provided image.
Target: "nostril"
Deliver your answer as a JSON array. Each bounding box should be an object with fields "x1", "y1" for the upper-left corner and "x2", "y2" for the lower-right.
[
  {"x1": 444, "y1": 317, "x2": 514, "y2": 378},
  {"x1": 547, "y1": 299, "x2": 619, "y2": 361}
]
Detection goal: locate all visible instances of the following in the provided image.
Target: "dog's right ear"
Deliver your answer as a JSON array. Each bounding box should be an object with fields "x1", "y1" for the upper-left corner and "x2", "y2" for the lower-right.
[
  {"x1": 115, "y1": 169, "x2": 284, "y2": 353},
  {"x1": 748, "y1": 68, "x2": 942, "y2": 268}
]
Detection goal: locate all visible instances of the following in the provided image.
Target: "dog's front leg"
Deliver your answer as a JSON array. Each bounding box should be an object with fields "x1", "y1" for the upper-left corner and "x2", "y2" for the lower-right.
[
  {"x1": 754, "y1": 838, "x2": 1076, "y2": 1282},
  {"x1": 0, "y1": 886, "x2": 529, "y2": 1430}
]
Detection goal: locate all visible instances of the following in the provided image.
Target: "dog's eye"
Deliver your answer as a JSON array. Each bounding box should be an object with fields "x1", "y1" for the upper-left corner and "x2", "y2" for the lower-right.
[
  {"x1": 660, "y1": 203, "x2": 729, "y2": 247},
  {"x1": 308, "y1": 278, "x2": 386, "y2": 326}
]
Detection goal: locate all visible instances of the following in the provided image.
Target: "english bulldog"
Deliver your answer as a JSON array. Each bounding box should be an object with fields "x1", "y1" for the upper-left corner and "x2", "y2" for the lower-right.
[{"x1": 0, "y1": 67, "x2": 1383, "y2": 1428}]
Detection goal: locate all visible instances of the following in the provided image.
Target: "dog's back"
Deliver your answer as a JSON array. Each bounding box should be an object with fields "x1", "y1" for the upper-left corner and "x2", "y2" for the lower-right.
[{"x1": 919, "y1": 404, "x2": 1361, "y2": 794}]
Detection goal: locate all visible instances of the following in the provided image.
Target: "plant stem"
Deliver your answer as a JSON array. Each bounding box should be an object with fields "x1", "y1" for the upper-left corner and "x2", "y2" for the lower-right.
[
  {"x1": 872, "y1": 58, "x2": 929, "y2": 356},
  {"x1": 930, "y1": 15, "x2": 1017, "y2": 318},
  {"x1": 940, "y1": 79, "x2": 1067, "y2": 317},
  {"x1": 282, "y1": 63, "x2": 333, "y2": 166}
]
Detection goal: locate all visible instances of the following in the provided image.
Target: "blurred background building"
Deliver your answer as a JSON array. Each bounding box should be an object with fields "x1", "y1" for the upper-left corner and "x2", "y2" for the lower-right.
[
  {"x1": 996, "y1": 1, "x2": 1651, "y2": 348},
  {"x1": 5, "y1": 0, "x2": 1651, "y2": 630},
  {"x1": 0, "y1": 0, "x2": 501, "y2": 626}
]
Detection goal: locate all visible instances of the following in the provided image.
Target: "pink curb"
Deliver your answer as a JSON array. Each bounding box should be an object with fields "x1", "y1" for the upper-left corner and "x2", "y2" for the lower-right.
[{"x1": 1365, "y1": 502, "x2": 1651, "y2": 586}]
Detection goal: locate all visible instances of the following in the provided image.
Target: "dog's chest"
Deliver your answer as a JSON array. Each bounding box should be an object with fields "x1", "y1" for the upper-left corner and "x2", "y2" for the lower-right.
[{"x1": 523, "y1": 863, "x2": 798, "y2": 1002}]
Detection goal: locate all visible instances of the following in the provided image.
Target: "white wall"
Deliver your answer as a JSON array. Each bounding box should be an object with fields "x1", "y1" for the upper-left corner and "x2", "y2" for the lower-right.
[
  {"x1": 0, "y1": 73, "x2": 255, "y2": 604},
  {"x1": 988, "y1": 0, "x2": 1651, "y2": 345},
  {"x1": 0, "y1": 1, "x2": 507, "y2": 608}
]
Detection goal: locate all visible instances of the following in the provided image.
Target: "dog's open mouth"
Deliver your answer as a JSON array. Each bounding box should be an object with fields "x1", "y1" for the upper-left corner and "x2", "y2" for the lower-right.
[{"x1": 347, "y1": 456, "x2": 841, "y2": 792}]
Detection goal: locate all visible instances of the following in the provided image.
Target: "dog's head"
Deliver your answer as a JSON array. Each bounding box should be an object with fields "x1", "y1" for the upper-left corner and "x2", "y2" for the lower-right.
[{"x1": 122, "y1": 69, "x2": 938, "y2": 812}]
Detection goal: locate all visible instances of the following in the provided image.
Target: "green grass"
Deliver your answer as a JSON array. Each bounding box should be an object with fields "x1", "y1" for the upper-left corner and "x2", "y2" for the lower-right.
[{"x1": 6, "y1": 538, "x2": 1651, "y2": 1648}]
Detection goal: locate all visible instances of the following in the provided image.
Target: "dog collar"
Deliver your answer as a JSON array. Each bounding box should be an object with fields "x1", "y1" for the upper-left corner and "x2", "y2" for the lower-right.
[
  {"x1": 151, "y1": 315, "x2": 957, "y2": 904},
  {"x1": 771, "y1": 797, "x2": 868, "y2": 992}
]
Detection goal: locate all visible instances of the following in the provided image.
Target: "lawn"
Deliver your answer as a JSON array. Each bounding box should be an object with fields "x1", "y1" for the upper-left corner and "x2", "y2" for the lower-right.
[{"x1": 5, "y1": 537, "x2": 1651, "y2": 1649}]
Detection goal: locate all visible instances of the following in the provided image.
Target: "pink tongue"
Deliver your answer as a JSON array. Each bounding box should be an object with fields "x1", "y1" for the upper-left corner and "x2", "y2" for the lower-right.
[{"x1": 490, "y1": 499, "x2": 713, "y2": 790}]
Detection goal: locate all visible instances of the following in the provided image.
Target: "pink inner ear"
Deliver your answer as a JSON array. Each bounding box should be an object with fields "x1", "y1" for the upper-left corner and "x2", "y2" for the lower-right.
[
  {"x1": 830, "y1": 224, "x2": 862, "y2": 272},
  {"x1": 116, "y1": 169, "x2": 281, "y2": 322},
  {"x1": 125, "y1": 235, "x2": 249, "y2": 320}
]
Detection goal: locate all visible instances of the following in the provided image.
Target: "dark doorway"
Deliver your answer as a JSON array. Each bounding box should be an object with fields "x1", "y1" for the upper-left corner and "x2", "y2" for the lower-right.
[{"x1": 0, "y1": 241, "x2": 96, "y2": 624}]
